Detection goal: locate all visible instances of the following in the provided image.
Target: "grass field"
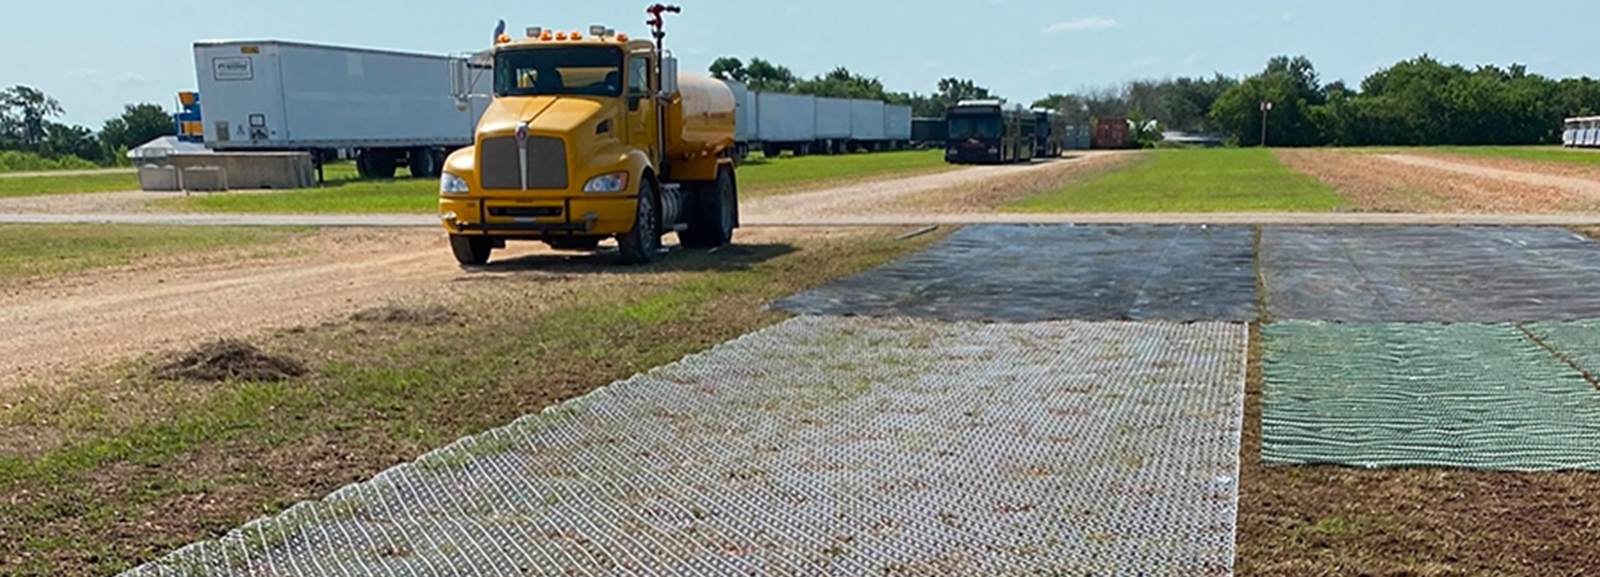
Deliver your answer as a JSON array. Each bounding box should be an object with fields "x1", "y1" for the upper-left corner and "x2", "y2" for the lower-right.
[
  {"x1": 737, "y1": 149, "x2": 951, "y2": 197},
  {"x1": 164, "y1": 151, "x2": 951, "y2": 214},
  {"x1": 1429, "y1": 145, "x2": 1600, "y2": 165},
  {"x1": 0, "y1": 173, "x2": 141, "y2": 198},
  {"x1": 1005, "y1": 148, "x2": 1347, "y2": 213},
  {"x1": 0, "y1": 228, "x2": 941, "y2": 575},
  {"x1": 0, "y1": 224, "x2": 308, "y2": 282}
]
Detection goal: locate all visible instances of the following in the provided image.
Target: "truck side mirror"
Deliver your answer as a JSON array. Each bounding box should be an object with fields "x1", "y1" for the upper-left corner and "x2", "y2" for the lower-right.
[{"x1": 659, "y1": 56, "x2": 679, "y2": 97}]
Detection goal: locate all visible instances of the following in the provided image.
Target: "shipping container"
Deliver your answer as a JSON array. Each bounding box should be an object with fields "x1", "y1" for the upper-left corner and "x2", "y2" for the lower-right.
[
  {"x1": 755, "y1": 92, "x2": 816, "y2": 155},
  {"x1": 1091, "y1": 117, "x2": 1130, "y2": 150},
  {"x1": 193, "y1": 40, "x2": 490, "y2": 177}
]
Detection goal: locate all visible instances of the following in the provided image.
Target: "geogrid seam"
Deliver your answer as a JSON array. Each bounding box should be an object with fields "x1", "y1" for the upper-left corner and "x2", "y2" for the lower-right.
[
  {"x1": 1262, "y1": 321, "x2": 1600, "y2": 471},
  {"x1": 125, "y1": 317, "x2": 1249, "y2": 576}
]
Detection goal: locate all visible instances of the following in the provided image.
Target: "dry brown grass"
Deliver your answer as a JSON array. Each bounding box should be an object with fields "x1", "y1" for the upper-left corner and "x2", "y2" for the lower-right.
[{"x1": 1276, "y1": 149, "x2": 1592, "y2": 213}]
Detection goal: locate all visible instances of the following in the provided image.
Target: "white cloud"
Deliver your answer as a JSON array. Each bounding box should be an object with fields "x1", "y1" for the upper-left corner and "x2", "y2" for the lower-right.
[
  {"x1": 115, "y1": 72, "x2": 150, "y2": 87},
  {"x1": 1044, "y1": 17, "x2": 1121, "y2": 33}
]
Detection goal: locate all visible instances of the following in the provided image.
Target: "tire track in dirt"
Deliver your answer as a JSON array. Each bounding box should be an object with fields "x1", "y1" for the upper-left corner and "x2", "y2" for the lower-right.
[
  {"x1": 1277, "y1": 149, "x2": 1589, "y2": 213},
  {"x1": 0, "y1": 230, "x2": 469, "y2": 390},
  {"x1": 1379, "y1": 154, "x2": 1600, "y2": 201}
]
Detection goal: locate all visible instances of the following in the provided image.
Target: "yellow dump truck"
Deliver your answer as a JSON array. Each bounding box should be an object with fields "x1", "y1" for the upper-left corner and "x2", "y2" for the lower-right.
[{"x1": 439, "y1": 12, "x2": 738, "y2": 265}]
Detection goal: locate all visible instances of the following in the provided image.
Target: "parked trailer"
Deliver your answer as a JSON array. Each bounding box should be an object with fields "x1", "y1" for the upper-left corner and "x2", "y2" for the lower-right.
[
  {"x1": 912, "y1": 117, "x2": 948, "y2": 147},
  {"x1": 1091, "y1": 117, "x2": 1131, "y2": 150},
  {"x1": 884, "y1": 104, "x2": 912, "y2": 150},
  {"x1": 850, "y1": 100, "x2": 887, "y2": 150},
  {"x1": 727, "y1": 81, "x2": 756, "y2": 156},
  {"x1": 1033, "y1": 109, "x2": 1067, "y2": 158},
  {"x1": 193, "y1": 40, "x2": 490, "y2": 179},
  {"x1": 814, "y1": 97, "x2": 853, "y2": 154},
  {"x1": 1566, "y1": 116, "x2": 1600, "y2": 148},
  {"x1": 755, "y1": 92, "x2": 816, "y2": 156}
]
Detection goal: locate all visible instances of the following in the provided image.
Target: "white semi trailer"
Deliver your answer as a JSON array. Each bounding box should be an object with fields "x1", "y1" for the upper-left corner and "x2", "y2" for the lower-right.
[{"x1": 192, "y1": 40, "x2": 490, "y2": 178}]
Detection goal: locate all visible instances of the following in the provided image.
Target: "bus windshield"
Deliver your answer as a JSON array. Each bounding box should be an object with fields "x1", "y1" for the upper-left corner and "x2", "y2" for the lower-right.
[
  {"x1": 495, "y1": 47, "x2": 624, "y2": 98},
  {"x1": 949, "y1": 116, "x2": 1002, "y2": 140}
]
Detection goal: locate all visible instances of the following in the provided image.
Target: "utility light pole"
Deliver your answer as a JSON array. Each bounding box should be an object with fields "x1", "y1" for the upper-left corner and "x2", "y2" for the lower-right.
[{"x1": 1259, "y1": 100, "x2": 1273, "y2": 147}]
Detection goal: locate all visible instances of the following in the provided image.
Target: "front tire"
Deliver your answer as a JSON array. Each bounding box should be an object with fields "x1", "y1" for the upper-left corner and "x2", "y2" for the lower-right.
[
  {"x1": 617, "y1": 179, "x2": 662, "y2": 265},
  {"x1": 680, "y1": 169, "x2": 736, "y2": 249},
  {"x1": 450, "y1": 235, "x2": 493, "y2": 266}
]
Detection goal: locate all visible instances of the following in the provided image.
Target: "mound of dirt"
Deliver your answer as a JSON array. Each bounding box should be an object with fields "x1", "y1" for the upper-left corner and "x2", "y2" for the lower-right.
[
  {"x1": 350, "y1": 304, "x2": 459, "y2": 325},
  {"x1": 153, "y1": 339, "x2": 308, "y2": 382}
]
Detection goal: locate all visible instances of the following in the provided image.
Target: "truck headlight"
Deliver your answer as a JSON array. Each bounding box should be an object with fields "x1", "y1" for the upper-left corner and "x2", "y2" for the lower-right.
[
  {"x1": 583, "y1": 171, "x2": 629, "y2": 194},
  {"x1": 440, "y1": 173, "x2": 470, "y2": 195}
]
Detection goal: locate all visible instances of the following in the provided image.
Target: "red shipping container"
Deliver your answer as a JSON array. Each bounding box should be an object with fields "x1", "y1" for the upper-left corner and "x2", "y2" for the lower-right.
[{"x1": 1092, "y1": 118, "x2": 1130, "y2": 149}]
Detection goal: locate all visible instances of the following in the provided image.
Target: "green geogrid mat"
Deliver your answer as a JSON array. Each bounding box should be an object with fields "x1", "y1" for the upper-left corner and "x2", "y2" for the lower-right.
[{"x1": 1262, "y1": 321, "x2": 1600, "y2": 471}]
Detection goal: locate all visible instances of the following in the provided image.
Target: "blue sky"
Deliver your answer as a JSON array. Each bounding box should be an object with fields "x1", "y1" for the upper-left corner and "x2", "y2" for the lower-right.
[{"x1": 3, "y1": 0, "x2": 1597, "y2": 127}]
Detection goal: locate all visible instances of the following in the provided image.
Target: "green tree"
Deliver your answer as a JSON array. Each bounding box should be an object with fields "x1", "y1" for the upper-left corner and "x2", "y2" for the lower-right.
[
  {"x1": 709, "y1": 57, "x2": 746, "y2": 82},
  {"x1": 743, "y1": 58, "x2": 796, "y2": 92},
  {"x1": 41, "y1": 122, "x2": 103, "y2": 162},
  {"x1": 99, "y1": 103, "x2": 174, "y2": 155},
  {"x1": 0, "y1": 85, "x2": 65, "y2": 151}
]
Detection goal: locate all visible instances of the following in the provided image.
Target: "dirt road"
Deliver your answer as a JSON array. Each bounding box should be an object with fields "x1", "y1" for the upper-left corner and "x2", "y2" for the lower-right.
[
  {"x1": 1380, "y1": 154, "x2": 1600, "y2": 200},
  {"x1": 0, "y1": 229, "x2": 466, "y2": 390}
]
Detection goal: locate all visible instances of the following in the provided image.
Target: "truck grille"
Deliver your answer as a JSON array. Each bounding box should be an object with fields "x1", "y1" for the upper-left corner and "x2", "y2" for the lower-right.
[{"x1": 479, "y1": 136, "x2": 568, "y2": 190}]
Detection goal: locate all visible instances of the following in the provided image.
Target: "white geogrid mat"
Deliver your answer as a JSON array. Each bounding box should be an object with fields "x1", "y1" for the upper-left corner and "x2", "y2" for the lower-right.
[{"x1": 127, "y1": 317, "x2": 1248, "y2": 577}]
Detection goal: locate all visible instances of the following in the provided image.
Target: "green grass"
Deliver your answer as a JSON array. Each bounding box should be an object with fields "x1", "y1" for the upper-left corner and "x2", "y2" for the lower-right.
[
  {"x1": 1430, "y1": 145, "x2": 1600, "y2": 166},
  {"x1": 0, "y1": 224, "x2": 308, "y2": 282},
  {"x1": 166, "y1": 151, "x2": 952, "y2": 214},
  {"x1": 0, "y1": 173, "x2": 141, "y2": 198},
  {"x1": 1005, "y1": 148, "x2": 1348, "y2": 213},
  {"x1": 737, "y1": 149, "x2": 951, "y2": 197},
  {"x1": 0, "y1": 151, "x2": 101, "y2": 173},
  {"x1": 158, "y1": 162, "x2": 436, "y2": 214}
]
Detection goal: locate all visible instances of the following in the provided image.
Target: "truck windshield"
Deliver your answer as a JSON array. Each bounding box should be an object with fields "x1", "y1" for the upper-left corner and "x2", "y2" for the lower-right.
[
  {"x1": 495, "y1": 47, "x2": 624, "y2": 98},
  {"x1": 948, "y1": 116, "x2": 1002, "y2": 140}
]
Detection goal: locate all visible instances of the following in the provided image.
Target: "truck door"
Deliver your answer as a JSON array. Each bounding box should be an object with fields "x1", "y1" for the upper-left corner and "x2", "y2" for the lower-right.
[{"x1": 624, "y1": 53, "x2": 657, "y2": 163}]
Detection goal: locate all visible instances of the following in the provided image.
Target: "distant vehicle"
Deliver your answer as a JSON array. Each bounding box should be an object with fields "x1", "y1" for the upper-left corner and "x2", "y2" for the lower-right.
[
  {"x1": 192, "y1": 40, "x2": 492, "y2": 179},
  {"x1": 945, "y1": 100, "x2": 1035, "y2": 164},
  {"x1": 723, "y1": 89, "x2": 912, "y2": 157},
  {"x1": 1033, "y1": 109, "x2": 1067, "y2": 158},
  {"x1": 1565, "y1": 116, "x2": 1600, "y2": 147},
  {"x1": 911, "y1": 116, "x2": 947, "y2": 148}
]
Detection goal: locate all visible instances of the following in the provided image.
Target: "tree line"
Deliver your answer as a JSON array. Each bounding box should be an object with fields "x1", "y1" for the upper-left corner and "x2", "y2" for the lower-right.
[
  {"x1": 0, "y1": 85, "x2": 175, "y2": 168},
  {"x1": 1038, "y1": 55, "x2": 1600, "y2": 147}
]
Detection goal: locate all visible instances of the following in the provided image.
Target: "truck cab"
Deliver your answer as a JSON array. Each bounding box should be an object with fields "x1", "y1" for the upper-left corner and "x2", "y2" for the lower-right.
[{"x1": 438, "y1": 24, "x2": 738, "y2": 266}]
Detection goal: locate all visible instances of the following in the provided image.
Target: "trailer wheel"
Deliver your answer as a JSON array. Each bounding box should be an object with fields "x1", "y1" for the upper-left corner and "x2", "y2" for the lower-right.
[
  {"x1": 358, "y1": 150, "x2": 397, "y2": 179},
  {"x1": 680, "y1": 169, "x2": 736, "y2": 249},
  {"x1": 409, "y1": 147, "x2": 441, "y2": 178},
  {"x1": 449, "y1": 235, "x2": 493, "y2": 266},
  {"x1": 617, "y1": 179, "x2": 661, "y2": 265}
]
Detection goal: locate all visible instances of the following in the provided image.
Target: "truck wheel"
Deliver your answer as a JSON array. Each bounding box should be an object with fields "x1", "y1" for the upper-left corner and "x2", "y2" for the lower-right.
[
  {"x1": 680, "y1": 169, "x2": 736, "y2": 249},
  {"x1": 617, "y1": 180, "x2": 661, "y2": 265},
  {"x1": 409, "y1": 147, "x2": 440, "y2": 178},
  {"x1": 450, "y1": 235, "x2": 493, "y2": 266}
]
